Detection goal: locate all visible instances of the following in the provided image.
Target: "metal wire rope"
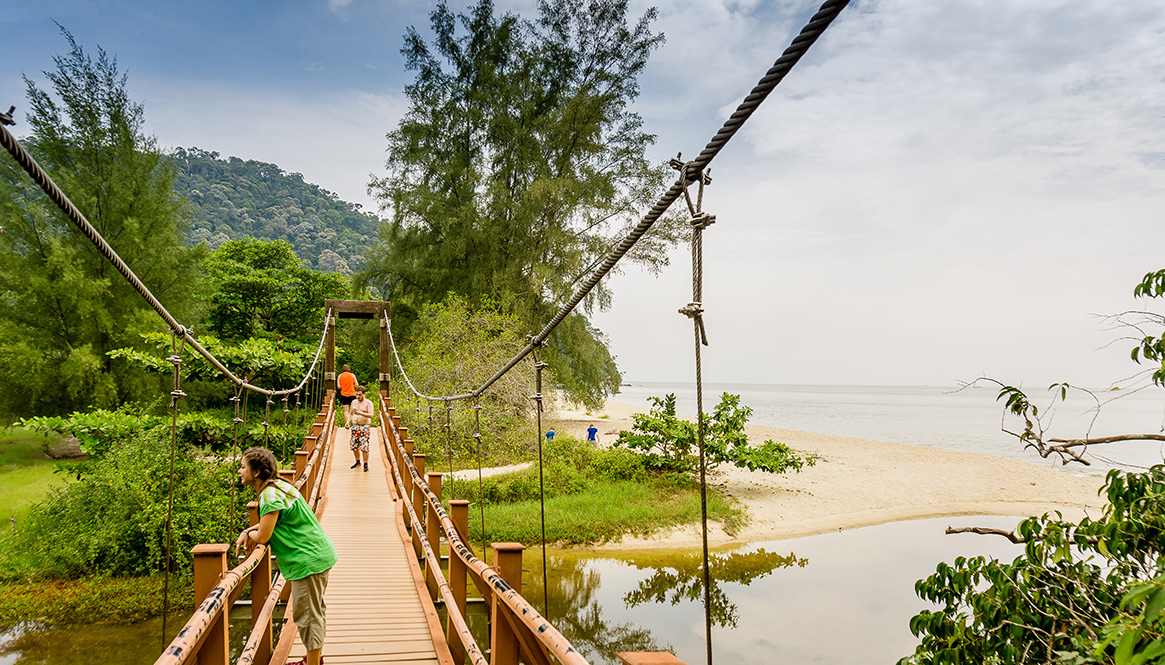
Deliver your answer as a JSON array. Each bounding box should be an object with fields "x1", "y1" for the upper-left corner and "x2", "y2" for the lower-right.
[
  {"x1": 0, "y1": 114, "x2": 334, "y2": 401},
  {"x1": 378, "y1": 0, "x2": 850, "y2": 405}
]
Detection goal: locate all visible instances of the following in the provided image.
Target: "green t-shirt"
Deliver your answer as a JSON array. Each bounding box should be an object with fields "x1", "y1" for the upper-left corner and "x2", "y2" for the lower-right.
[{"x1": 258, "y1": 479, "x2": 338, "y2": 580}]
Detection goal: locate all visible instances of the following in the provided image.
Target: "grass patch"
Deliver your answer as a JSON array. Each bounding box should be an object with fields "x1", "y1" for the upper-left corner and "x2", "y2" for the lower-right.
[
  {"x1": 0, "y1": 429, "x2": 67, "y2": 526},
  {"x1": 0, "y1": 575, "x2": 194, "y2": 625},
  {"x1": 459, "y1": 474, "x2": 745, "y2": 546}
]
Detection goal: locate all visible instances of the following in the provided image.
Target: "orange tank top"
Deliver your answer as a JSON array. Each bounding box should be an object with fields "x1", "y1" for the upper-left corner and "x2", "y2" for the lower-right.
[{"x1": 338, "y1": 371, "x2": 357, "y2": 396}]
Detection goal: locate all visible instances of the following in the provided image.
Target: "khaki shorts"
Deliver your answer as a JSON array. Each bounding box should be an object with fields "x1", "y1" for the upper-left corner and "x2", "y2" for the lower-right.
[{"x1": 291, "y1": 568, "x2": 330, "y2": 651}]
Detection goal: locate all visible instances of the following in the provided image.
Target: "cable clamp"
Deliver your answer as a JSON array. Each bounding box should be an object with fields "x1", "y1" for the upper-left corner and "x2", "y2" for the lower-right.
[
  {"x1": 669, "y1": 153, "x2": 713, "y2": 185},
  {"x1": 678, "y1": 302, "x2": 710, "y2": 346},
  {"x1": 689, "y1": 212, "x2": 716, "y2": 230},
  {"x1": 1, "y1": 106, "x2": 15, "y2": 127}
]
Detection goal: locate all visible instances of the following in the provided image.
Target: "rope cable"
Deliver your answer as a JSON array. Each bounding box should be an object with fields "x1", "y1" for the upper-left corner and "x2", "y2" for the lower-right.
[
  {"x1": 376, "y1": 0, "x2": 850, "y2": 404},
  {"x1": 0, "y1": 114, "x2": 332, "y2": 400},
  {"x1": 161, "y1": 330, "x2": 187, "y2": 647},
  {"x1": 677, "y1": 159, "x2": 716, "y2": 665},
  {"x1": 532, "y1": 347, "x2": 550, "y2": 618}
]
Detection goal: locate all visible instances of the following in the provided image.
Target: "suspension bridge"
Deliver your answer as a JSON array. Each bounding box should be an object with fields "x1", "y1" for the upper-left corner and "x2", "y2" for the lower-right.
[{"x1": 0, "y1": 2, "x2": 851, "y2": 664}]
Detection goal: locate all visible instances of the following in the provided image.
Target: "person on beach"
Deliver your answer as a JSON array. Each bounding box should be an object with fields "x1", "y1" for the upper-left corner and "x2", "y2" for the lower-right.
[
  {"x1": 587, "y1": 425, "x2": 599, "y2": 444},
  {"x1": 337, "y1": 364, "x2": 357, "y2": 426},
  {"x1": 235, "y1": 447, "x2": 337, "y2": 665},
  {"x1": 349, "y1": 385, "x2": 373, "y2": 472}
]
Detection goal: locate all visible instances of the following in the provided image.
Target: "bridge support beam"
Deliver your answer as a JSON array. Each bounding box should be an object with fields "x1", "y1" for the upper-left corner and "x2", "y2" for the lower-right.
[{"x1": 191, "y1": 544, "x2": 230, "y2": 665}]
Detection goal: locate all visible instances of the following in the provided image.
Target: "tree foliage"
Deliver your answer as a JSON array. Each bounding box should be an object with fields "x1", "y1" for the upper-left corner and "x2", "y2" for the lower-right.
[
  {"x1": 614, "y1": 393, "x2": 816, "y2": 475},
  {"x1": 201, "y1": 238, "x2": 348, "y2": 341},
  {"x1": 171, "y1": 147, "x2": 379, "y2": 274},
  {"x1": 903, "y1": 269, "x2": 1165, "y2": 664},
  {"x1": 360, "y1": 0, "x2": 685, "y2": 407},
  {"x1": 0, "y1": 26, "x2": 203, "y2": 419},
  {"x1": 391, "y1": 294, "x2": 542, "y2": 466}
]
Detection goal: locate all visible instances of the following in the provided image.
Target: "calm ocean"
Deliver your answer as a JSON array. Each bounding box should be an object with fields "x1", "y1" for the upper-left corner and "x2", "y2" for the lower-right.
[{"x1": 612, "y1": 381, "x2": 1165, "y2": 474}]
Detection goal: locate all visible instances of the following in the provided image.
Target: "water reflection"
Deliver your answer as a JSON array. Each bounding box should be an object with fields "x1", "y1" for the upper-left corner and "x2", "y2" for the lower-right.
[
  {"x1": 622, "y1": 549, "x2": 807, "y2": 629},
  {"x1": 523, "y1": 515, "x2": 1024, "y2": 665}
]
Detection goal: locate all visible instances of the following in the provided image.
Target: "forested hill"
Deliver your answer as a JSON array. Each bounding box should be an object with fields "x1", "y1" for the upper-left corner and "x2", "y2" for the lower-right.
[{"x1": 170, "y1": 147, "x2": 380, "y2": 274}]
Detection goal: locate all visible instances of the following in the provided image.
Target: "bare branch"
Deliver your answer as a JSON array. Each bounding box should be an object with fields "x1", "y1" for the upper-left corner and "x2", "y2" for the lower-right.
[{"x1": 945, "y1": 525, "x2": 1026, "y2": 543}]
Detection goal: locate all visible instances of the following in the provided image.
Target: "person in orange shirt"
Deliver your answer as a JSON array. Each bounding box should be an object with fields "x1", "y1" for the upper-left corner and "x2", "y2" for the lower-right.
[{"x1": 337, "y1": 364, "x2": 358, "y2": 427}]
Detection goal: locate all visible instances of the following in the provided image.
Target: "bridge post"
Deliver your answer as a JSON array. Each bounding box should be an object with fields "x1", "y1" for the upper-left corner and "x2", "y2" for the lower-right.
[
  {"x1": 448, "y1": 500, "x2": 470, "y2": 665},
  {"x1": 412, "y1": 454, "x2": 426, "y2": 558},
  {"x1": 490, "y1": 543, "x2": 525, "y2": 665},
  {"x1": 324, "y1": 313, "x2": 336, "y2": 393},
  {"x1": 425, "y1": 472, "x2": 443, "y2": 600},
  {"x1": 378, "y1": 314, "x2": 391, "y2": 396},
  {"x1": 295, "y1": 450, "x2": 309, "y2": 485},
  {"x1": 191, "y1": 544, "x2": 230, "y2": 665},
  {"x1": 244, "y1": 500, "x2": 275, "y2": 662}
]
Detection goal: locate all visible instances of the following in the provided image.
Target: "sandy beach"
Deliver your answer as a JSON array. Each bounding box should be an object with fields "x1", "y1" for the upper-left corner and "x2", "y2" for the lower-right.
[{"x1": 551, "y1": 398, "x2": 1108, "y2": 549}]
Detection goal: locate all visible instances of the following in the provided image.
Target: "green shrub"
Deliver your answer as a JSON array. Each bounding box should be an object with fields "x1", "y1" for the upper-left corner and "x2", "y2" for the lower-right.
[
  {"x1": 585, "y1": 447, "x2": 646, "y2": 481},
  {"x1": 0, "y1": 426, "x2": 247, "y2": 580}
]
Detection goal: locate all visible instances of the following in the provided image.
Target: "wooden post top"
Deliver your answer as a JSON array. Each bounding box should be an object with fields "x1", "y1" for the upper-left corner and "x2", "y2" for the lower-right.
[
  {"x1": 449, "y1": 499, "x2": 470, "y2": 506},
  {"x1": 324, "y1": 299, "x2": 391, "y2": 319},
  {"x1": 191, "y1": 543, "x2": 230, "y2": 556},
  {"x1": 491, "y1": 542, "x2": 525, "y2": 552}
]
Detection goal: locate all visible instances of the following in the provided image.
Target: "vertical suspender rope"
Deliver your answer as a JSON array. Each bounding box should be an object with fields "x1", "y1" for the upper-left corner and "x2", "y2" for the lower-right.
[
  {"x1": 263, "y1": 397, "x2": 273, "y2": 449},
  {"x1": 161, "y1": 330, "x2": 187, "y2": 647},
  {"x1": 677, "y1": 161, "x2": 715, "y2": 665},
  {"x1": 444, "y1": 399, "x2": 454, "y2": 499},
  {"x1": 473, "y1": 399, "x2": 487, "y2": 560},
  {"x1": 531, "y1": 349, "x2": 550, "y2": 618}
]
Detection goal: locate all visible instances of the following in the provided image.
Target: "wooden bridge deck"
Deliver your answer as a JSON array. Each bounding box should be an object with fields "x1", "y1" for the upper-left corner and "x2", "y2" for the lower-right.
[{"x1": 286, "y1": 426, "x2": 445, "y2": 665}]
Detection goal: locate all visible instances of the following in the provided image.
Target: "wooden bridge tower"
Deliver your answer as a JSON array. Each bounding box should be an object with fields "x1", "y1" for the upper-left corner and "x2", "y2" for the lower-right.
[{"x1": 323, "y1": 299, "x2": 392, "y2": 395}]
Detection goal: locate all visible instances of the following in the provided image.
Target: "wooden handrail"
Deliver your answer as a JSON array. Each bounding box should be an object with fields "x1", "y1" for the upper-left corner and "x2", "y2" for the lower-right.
[
  {"x1": 152, "y1": 544, "x2": 268, "y2": 665},
  {"x1": 235, "y1": 574, "x2": 288, "y2": 665},
  {"x1": 379, "y1": 424, "x2": 489, "y2": 665},
  {"x1": 378, "y1": 395, "x2": 589, "y2": 665}
]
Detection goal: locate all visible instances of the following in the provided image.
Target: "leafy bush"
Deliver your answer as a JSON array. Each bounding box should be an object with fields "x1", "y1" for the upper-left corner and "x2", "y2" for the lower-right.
[
  {"x1": 614, "y1": 393, "x2": 815, "y2": 475},
  {"x1": 0, "y1": 426, "x2": 247, "y2": 580},
  {"x1": 21, "y1": 405, "x2": 304, "y2": 462}
]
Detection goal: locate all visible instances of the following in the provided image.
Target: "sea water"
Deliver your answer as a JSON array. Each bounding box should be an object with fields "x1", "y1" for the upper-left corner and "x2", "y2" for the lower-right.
[{"x1": 612, "y1": 381, "x2": 1165, "y2": 473}]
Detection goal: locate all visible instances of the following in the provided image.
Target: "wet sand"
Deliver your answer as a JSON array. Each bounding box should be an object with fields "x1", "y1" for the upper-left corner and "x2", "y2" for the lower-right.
[{"x1": 552, "y1": 398, "x2": 1107, "y2": 548}]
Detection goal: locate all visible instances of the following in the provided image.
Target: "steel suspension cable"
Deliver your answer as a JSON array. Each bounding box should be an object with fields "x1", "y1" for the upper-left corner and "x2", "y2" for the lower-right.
[
  {"x1": 0, "y1": 112, "x2": 333, "y2": 401},
  {"x1": 379, "y1": 0, "x2": 850, "y2": 404},
  {"x1": 161, "y1": 331, "x2": 187, "y2": 647}
]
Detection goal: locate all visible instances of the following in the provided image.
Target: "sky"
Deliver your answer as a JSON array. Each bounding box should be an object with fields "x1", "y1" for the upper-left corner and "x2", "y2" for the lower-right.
[{"x1": 4, "y1": 0, "x2": 1165, "y2": 390}]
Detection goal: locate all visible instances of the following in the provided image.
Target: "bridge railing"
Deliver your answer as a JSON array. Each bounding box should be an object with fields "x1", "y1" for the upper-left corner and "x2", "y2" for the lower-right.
[
  {"x1": 377, "y1": 392, "x2": 589, "y2": 665},
  {"x1": 153, "y1": 391, "x2": 337, "y2": 665}
]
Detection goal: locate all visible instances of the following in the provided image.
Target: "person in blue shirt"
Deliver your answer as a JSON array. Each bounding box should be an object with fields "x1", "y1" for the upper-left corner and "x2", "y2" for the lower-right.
[
  {"x1": 586, "y1": 425, "x2": 599, "y2": 443},
  {"x1": 545, "y1": 429, "x2": 555, "y2": 441}
]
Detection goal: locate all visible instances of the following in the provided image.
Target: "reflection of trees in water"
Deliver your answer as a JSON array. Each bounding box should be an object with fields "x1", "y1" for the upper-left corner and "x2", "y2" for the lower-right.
[
  {"x1": 532, "y1": 554, "x2": 662, "y2": 664},
  {"x1": 623, "y1": 549, "x2": 807, "y2": 629}
]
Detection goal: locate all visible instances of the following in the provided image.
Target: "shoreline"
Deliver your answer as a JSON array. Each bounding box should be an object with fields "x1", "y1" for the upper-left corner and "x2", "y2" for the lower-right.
[{"x1": 551, "y1": 398, "x2": 1108, "y2": 549}]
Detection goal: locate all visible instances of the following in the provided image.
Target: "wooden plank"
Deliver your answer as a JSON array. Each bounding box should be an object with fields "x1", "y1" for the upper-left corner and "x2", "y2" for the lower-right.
[{"x1": 284, "y1": 426, "x2": 443, "y2": 664}]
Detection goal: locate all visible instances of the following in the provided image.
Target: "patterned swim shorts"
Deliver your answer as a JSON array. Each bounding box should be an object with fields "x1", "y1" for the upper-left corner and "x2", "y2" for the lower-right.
[{"x1": 350, "y1": 424, "x2": 370, "y2": 453}]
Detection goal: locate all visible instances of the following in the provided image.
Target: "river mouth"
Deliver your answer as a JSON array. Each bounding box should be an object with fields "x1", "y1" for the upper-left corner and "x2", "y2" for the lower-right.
[
  {"x1": 2, "y1": 515, "x2": 1022, "y2": 665},
  {"x1": 514, "y1": 514, "x2": 1024, "y2": 665}
]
